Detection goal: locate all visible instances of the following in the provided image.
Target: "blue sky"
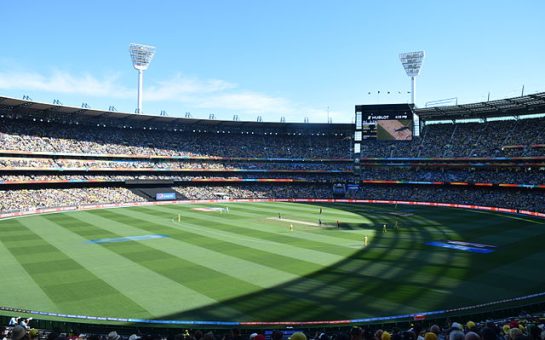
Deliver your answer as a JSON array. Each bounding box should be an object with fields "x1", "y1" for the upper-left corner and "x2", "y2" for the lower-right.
[{"x1": 1, "y1": 1, "x2": 544, "y2": 123}]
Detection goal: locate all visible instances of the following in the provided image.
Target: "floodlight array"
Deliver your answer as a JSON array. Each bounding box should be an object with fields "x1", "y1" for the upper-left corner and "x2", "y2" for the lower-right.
[
  {"x1": 399, "y1": 51, "x2": 425, "y2": 77},
  {"x1": 129, "y1": 43, "x2": 156, "y2": 71},
  {"x1": 129, "y1": 43, "x2": 156, "y2": 114}
]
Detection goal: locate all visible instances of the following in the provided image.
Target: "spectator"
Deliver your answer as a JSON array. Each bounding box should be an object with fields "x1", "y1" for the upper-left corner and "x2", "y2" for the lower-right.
[
  {"x1": 290, "y1": 333, "x2": 307, "y2": 340},
  {"x1": 18, "y1": 319, "x2": 31, "y2": 330},
  {"x1": 9, "y1": 326, "x2": 26, "y2": 340},
  {"x1": 449, "y1": 332, "x2": 465, "y2": 340},
  {"x1": 7, "y1": 318, "x2": 19, "y2": 327},
  {"x1": 465, "y1": 333, "x2": 481, "y2": 340}
]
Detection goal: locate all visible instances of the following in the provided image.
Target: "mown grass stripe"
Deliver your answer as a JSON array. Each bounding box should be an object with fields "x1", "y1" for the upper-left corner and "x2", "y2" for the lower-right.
[
  {"x1": 84, "y1": 208, "x2": 303, "y2": 285},
  {"x1": 152, "y1": 204, "x2": 365, "y2": 256},
  {"x1": 42, "y1": 213, "x2": 258, "y2": 320},
  {"x1": 87, "y1": 208, "x2": 328, "y2": 275},
  {"x1": 0, "y1": 222, "x2": 59, "y2": 312},
  {"x1": 244, "y1": 202, "x2": 435, "y2": 238},
  {"x1": 102, "y1": 202, "x2": 476, "y2": 316},
  {"x1": 87, "y1": 206, "x2": 436, "y2": 318},
  {"x1": 141, "y1": 205, "x2": 355, "y2": 262},
  {"x1": 83, "y1": 207, "x2": 436, "y2": 318},
  {"x1": 1, "y1": 201, "x2": 544, "y2": 322},
  {"x1": 229, "y1": 202, "x2": 371, "y2": 227},
  {"x1": 151, "y1": 204, "x2": 472, "y2": 289},
  {"x1": 4, "y1": 217, "x2": 151, "y2": 318},
  {"x1": 60, "y1": 212, "x2": 310, "y2": 320},
  {"x1": 22, "y1": 215, "x2": 227, "y2": 319}
]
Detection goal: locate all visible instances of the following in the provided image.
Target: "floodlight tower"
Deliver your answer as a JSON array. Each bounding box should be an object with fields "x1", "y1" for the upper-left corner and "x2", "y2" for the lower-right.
[
  {"x1": 129, "y1": 43, "x2": 156, "y2": 114},
  {"x1": 400, "y1": 51, "x2": 424, "y2": 137},
  {"x1": 399, "y1": 51, "x2": 425, "y2": 104}
]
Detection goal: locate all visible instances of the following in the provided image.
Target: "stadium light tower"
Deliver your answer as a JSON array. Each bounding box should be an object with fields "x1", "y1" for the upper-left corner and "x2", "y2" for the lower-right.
[
  {"x1": 399, "y1": 51, "x2": 425, "y2": 104},
  {"x1": 129, "y1": 43, "x2": 156, "y2": 114}
]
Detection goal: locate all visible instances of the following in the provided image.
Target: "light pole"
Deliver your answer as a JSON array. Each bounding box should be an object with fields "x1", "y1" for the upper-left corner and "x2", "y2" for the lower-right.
[
  {"x1": 129, "y1": 43, "x2": 156, "y2": 114},
  {"x1": 400, "y1": 51, "x2": 424, "y2": 137},
  {"x1": 399, "y1": 51, "x2": 425, "y2": 105}
]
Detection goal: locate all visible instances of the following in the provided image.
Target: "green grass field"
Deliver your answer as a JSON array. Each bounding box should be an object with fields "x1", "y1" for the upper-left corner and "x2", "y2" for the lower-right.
[{"x1": 1, "y1": 202, "x2": 545, "y2": 324}]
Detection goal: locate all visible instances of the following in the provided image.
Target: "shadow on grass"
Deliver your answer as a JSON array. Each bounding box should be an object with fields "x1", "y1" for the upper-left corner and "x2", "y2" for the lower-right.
[{"x1": 147, "y1": 202, "x2": 467, "y2": 323}]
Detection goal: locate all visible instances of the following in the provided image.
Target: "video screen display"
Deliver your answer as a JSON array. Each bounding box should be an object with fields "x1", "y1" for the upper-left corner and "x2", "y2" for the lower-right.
[
  {"x1": 355, "y1": 104, "x2": 414, "y2": 141},
  {"x1": 377, "y1": 119, "x2": 413, "y2": 140}
]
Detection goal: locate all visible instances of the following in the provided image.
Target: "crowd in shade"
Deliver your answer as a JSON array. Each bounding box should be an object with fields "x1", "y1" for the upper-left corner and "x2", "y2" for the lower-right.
[
  {"x1": 2, "y1": 115, "x2": 545, "y2": 160},
  {"x1": 359, "y1": 118, "x2": 545, "y2": 158},
  {"x1": 2, "y1": 183, "x2": 544, "y2": 214},
  {"x1": 0, "y1": 120, "x2": 351, "y2": 159},
  {"x1": 3, "y1": 313, "x2": 545, "y2": 340},
  {"x1": 0, "y1": 184, "x2": 333, "y2": 213},
  {"x1": 354, "y1": 185, "x2": 545, "y2": 212},
  {"x1": 173, "y1": 184, "x2": 332, "y2": 200},
  {"x1": 358, "y1": 168, "x2": 545, "y2": 185}
]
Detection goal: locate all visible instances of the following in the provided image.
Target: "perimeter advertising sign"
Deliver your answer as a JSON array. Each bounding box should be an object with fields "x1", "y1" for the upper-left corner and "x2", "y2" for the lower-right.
[{"x1": 156, "y1": 192, "x2": 176, "y2": 201}]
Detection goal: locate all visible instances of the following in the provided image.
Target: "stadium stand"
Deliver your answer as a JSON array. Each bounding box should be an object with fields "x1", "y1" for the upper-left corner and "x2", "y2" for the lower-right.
[
  {"x1": 358, "y1": 117, "x2": 545, "y2": 158},
  {"x1": 1, "y1": 93, "x2": 545, "y2": 214},
  {"x1": 2, "y1": 93, "x2": 545, "y2": 330},
  {"x1": 0, "y1": 117, "x2": 352, "y2": 159}
]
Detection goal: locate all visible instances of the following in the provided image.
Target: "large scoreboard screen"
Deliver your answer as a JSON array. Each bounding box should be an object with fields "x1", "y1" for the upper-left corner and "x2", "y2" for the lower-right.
[{"x1": 355, "y1": 103, "x2": 414, "y2": 141}]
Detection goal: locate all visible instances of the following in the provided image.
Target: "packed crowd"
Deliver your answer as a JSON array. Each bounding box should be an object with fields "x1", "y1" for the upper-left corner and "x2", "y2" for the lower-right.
[
  {"x1": 0, "y1": 167, "x2": 545, "y2": 185},
  {"x1": 3, "y1": 166, "x2": 545, "y2": 187},
  {"x1": 1, "y1": 114, "x2": 545, "y2": 214},
  {"x1": 355, "y1": 185, "x2": 545, "y2": 212},
  {"x1": 2, "y1": 182, "x2": 544, "y2": 213},
  {"x1": 358, "y1": 168, "x2": 545, "y2": 185},
  {"x1": 2, "y1": 113, "x2": 545, "y2": 160},
  {"x1": 172, "y1": 182, "x2": 545, "y2": 213},
  {"x1": 0, "y1": 120, "x2": 351, "y2": 159},
  {"x1": 0, "y1": 173, "x2": 348, "y2": 183},
  {"x1": 3, "y1": 167, "x2": 545, "y2": 187},
  {"x1": 0, "y1": 158, "x2": 352, "y2": 171},
  {"x1": 0, "y1": 185, "x2": 333, "y2": 212},
  {"x1": 173, "y1": 184, "x2": 332, "y2": 200},
  {"x1": 3, "y1": 313, "x2": 545, "y2": 340},
  {"x1": 359, "y1": 117, "x2": 545, "y2": 158},
  {"x1": 0, "y1": 174, "x2": 176, "y2": 182},
  {"x1": 0, "y1": 187, "x2": 145, "y2": 212}
]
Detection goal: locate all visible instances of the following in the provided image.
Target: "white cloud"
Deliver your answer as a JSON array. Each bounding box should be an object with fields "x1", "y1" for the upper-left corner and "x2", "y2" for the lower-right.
[
  {"x1": 146, "y1": 74, "x2": 237, "y2": 101},
  {"x1": 0, "y1": 70, "x2": 132, "y2": 98},
  {"x1": 0, "y1": 69, "x2": 349, "y2": 122},
  {"x1": 194, "y1": 92, "x2": 293, "y2": 113},
  {"x1": 302, "y1": 107, "x2": 347, "y2": 124}
]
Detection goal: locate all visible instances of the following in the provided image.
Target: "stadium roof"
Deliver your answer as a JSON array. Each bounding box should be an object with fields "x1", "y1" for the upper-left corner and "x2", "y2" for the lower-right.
[
  {"x1": 3, "y1": 91, "x2": 545, "y2": 128},
  {"x1": 415, "y1": 92, "x2": 545, "y2": 121},
  {"x1": 0, "y1": 95, "x2": 352, "y2": 131}
]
